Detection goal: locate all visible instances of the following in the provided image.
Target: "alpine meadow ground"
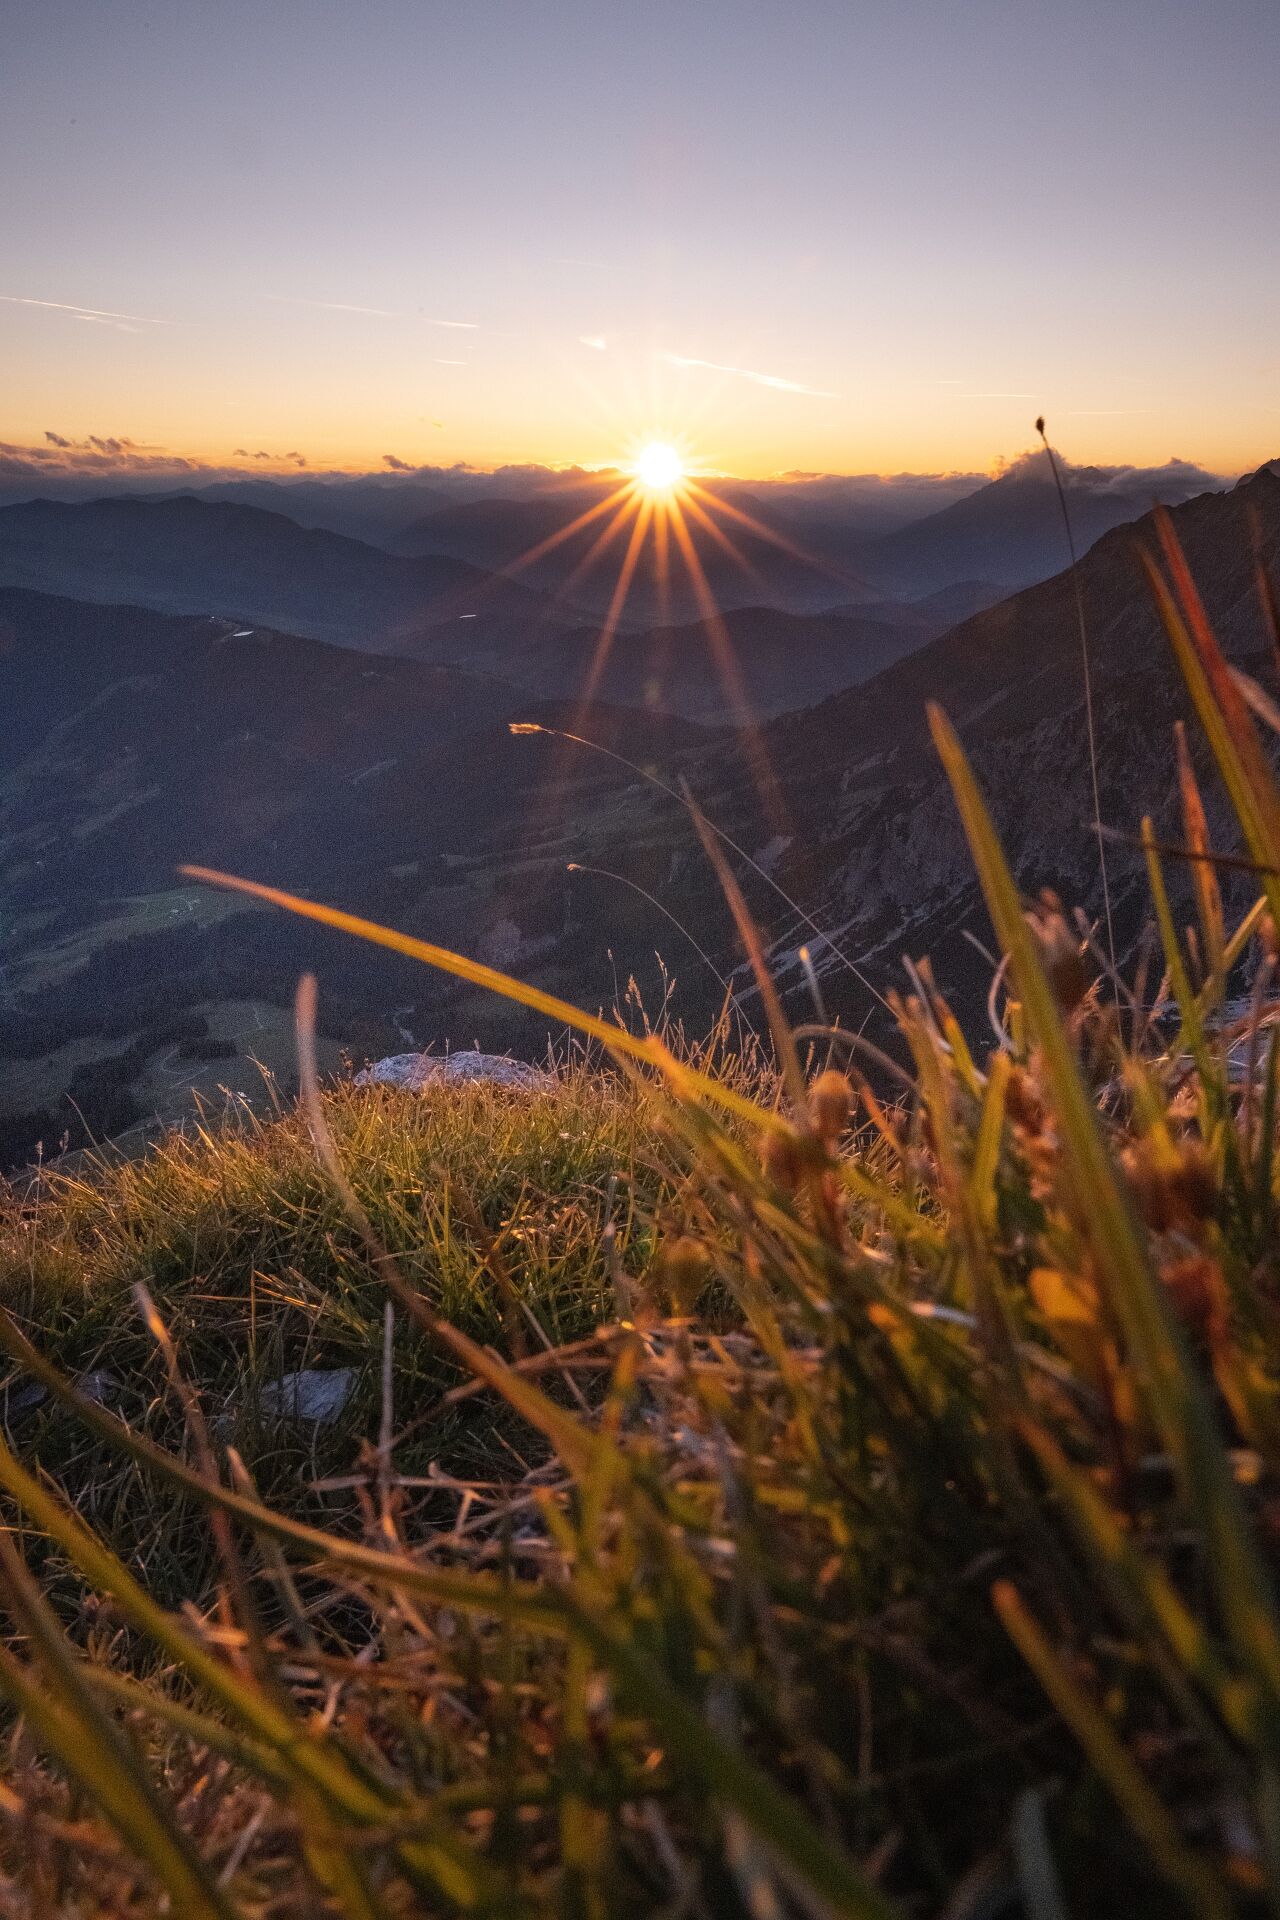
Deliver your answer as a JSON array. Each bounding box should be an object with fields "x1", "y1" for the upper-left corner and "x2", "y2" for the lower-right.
[{"x1": 2, "y1": 512, "x2": 1280, "y2": 1915}]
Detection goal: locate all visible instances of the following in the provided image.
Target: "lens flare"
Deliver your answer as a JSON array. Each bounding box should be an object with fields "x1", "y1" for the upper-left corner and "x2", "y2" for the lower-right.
[{"x1": 488, "y1": 427, "x2": 864, "y2": 857}]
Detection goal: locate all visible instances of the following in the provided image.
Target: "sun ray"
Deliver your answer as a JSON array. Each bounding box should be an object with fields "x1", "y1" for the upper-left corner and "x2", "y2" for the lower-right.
[
  {"x1": 676, "y1": 487, "x2": 768, "y2": 594},
  {"x1": 652, "y1": 496, "x2": 672, "y2": 628},
  {"x1": 550, "y1": 487, "x2": 643, "y2": 614},
  {"x1": 367, "y1": 482, "x2": 639, "y2": 643},
  {"x1": 570, "y1": 494, "x2": 654, "y2": 723},
  {"x1": 522, "y1": 490, "x2": 649, "y2": 838},
  {"x1": 685, "y1": 479, "x2": 867, "y2": 596},
  {"x1": 509, "y1": 436, "x2": 859, "y2": 863},
  {"x1": 666, "y1": 493, "x2": 789, "y2": 834},
  {"x1": 502, "y1": 482, "x2": 633, "y2": 582}
]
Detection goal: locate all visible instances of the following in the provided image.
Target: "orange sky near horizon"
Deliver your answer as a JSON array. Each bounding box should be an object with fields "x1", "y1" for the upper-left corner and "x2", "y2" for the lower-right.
[
  {"x1": 5, "y1": 282, "x2": 1275, "y2": 483},
  {"x1": 4, "y1": 330, "x2": 1274, "y2": 485},
  {"x1": 5, "y1": 2, "x2": 1279, "y2": 486}
]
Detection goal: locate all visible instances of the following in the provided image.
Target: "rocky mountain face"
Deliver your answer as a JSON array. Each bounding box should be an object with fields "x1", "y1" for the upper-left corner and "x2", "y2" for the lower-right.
[{"x1": 692, "y1": 462, "x2": 1280, "y2": 1023}]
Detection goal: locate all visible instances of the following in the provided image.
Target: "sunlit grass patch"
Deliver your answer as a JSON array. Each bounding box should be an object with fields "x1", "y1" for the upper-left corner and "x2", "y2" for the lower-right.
[{"x1": 0, "y1": 1065, "x2": 680, "y2": 1590}]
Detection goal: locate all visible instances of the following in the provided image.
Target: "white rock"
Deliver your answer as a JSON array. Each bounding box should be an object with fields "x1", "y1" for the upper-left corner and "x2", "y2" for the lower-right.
[
  {"x1": 355, "y1": 1050, "x2": 552, "y2": 1093},
  {"x1": 257, "y1": 1368, "x2": 357, "y2": 1424}
]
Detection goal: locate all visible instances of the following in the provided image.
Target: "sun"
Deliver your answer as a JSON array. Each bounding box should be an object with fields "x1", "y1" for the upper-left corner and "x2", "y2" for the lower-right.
[{"x1": 633, "y1": 441, "x2": 685, "y2": 493}]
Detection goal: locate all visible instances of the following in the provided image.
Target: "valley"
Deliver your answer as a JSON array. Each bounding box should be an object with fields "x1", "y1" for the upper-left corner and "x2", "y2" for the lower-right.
[{"x1": 0, "y1": 456, "x2": 1273, "y2": 1169}]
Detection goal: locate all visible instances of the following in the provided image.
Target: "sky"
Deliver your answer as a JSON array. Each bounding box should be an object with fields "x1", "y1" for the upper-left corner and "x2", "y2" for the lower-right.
[{"x1": 3, "y1": 0, "x2": 1279, "y2": 480}]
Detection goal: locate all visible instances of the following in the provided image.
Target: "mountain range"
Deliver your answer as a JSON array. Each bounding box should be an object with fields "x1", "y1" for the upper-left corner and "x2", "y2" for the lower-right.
[
  {"x1": 0, "y1": 495, "x2": 556, "y2": 652},
  {"x1": 0, "y1": 454, "x2": 1274, "y2": 1167}
]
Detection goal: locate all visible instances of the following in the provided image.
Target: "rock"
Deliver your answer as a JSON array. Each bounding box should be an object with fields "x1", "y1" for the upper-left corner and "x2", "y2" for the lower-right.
[
  {"x1": 3, "y1": 1381, "x2": 48, "y2": 1423},
  {"x1": 1, "y1": 1366, "x2": 121, "y2": 1426},
  {"x1": 74, "y1": 1367, "x2": 121, "y2": 1406},
  {"x1": 257, "y1": 1367, "x2": 357, "y2": 1424},
  {"x1": 355, "y1": 1050, "x2": 552, "y2": 1093}
]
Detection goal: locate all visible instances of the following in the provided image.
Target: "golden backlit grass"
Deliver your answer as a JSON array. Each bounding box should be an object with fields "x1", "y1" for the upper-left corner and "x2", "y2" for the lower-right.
[{"x1": 0, "y1": 516, "x2": 1279, "y2": 1912}]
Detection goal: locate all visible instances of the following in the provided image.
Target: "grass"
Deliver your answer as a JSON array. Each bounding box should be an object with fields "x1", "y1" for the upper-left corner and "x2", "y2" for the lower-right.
[
  {"x1": 0, "y1": 1064, "x2": 679, "y2": 1597},
  {"x1": 0, "y1": 515, "x2": 1278, "y2": 1913}
]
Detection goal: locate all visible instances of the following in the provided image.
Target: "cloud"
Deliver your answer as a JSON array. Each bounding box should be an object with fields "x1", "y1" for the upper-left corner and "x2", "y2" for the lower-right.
[
  {"x1": 225, "y1": 446, "x2": 309, "y2": 466},
  {"x1": 661, "y1": 352, "x2": 835, "y2": 397},
  {"x1": 0, "y1": 434, "x2": 201, "y2": 488},
  {"x1": 578, "y1": 335, "x2": 607, "y2": 351},
  {"x1": 41, "y1": 431, "x2": 149, "y2": 457},
  {"x1": 0, "y1": 293, "x2": 165, "y2": 327},
  {"x1": 992, "y1": 448, "x2": 1224, "y2": 496},
  {"x1": 266, "y1": 294, "x2": 400, "y2": 318},
  {"x1": 0, "y1": 441, "x2": 1238, "y2": 522},
  {"x1": 263, "y1": 295, "x2": 479, "y2": 335}
]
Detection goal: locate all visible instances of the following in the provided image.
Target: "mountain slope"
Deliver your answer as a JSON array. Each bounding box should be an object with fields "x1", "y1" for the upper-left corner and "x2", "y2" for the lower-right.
[
  {"x1": 7, "y1": 463, "x2": 1278, "y2": 1166},
  {"x1": 183, "y1": 476, "x2": 448, "y2": 543},
  {"x1": 0, "y1": 492, "x2": 945, "y2": 727},
  {"x1": 688, "y1": 461, "x2": 1280, "y2": 1022},
  {"x1": 861, "y1": 457, "x2": 1223, "y2": 595},
  {"x1": 0, "y1": 587, "x2": 710, "y2": 1159},
  {"x1": 397, "y1": 480, "x2": 863, "y2": 623},
  {"x1": 0, "y1": 496, "x2": 560, "y2": 651},
  {"x1": 502, "y1": 603, "x2": 935, "y2": 719}
]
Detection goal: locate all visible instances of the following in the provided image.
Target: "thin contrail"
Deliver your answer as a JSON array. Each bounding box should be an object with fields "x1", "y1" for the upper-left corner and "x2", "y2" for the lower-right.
[{"x1": 0, "y1": 294, "x2": 166, "y2": 325}]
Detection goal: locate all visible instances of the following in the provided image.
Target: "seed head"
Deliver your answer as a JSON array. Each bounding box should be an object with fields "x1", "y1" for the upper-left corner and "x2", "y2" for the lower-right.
[
  {"x1": 1004, "y1": 1063, "x2": 1046, "y2": 1133},
  {"x1": 659, "y1": 1235, "x2": 713, "y2": 1317},
  {"x1": 1123, "y1": 1137, "x2": 1216, "y2": 1232},
  {"x1": 761, "y1": 1127, "x2": 805, "y2": 1191},
  {"x1": 1161, "y1": 1253, "x2": 1227, "y2": 1346},
  {"x1": 1027, "y1": 891, "x2": 1089, "y2": 1013},
  {"x1": 809, "y1": 1069, "x2": 854, "y2": 1143}
]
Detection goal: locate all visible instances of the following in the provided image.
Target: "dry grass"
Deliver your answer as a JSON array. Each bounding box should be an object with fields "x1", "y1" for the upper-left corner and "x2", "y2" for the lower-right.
[{"x1": 0, "y1": 516, "x2": 1277, "y2": 1913}]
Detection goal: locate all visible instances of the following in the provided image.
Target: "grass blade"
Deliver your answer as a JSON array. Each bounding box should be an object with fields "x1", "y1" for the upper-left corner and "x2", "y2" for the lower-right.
[
  {"x1": 993, "y1": 1581, "x2": 1231, "y2": 1920},
  {"x1": 0, "y1": 1532, "x2": 238, "y2": 1919},
  {"x1": 180, "y1": 863, "x2": 772, "y2": 1133},
  {"x1": 928, "y1": 701, "x2": 1280, "y2": 1714},
  {"x1": 1175, "y1": 721, "x2": 1225, "y2": 974},
  {"x1": 1140, "y1": 530, "x2": 1280, "y2": 931}
]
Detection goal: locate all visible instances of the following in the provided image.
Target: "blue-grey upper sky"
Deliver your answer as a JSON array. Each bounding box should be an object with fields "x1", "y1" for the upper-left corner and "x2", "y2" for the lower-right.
[{"x1": 3, "y1": 0, "x2": 1277, "y2": 475}]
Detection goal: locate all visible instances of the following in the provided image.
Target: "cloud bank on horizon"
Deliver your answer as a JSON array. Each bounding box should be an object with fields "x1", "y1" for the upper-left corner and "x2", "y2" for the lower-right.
[{"x1": 0, "y1": 434, "x2": 1233, "y2": 514}]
